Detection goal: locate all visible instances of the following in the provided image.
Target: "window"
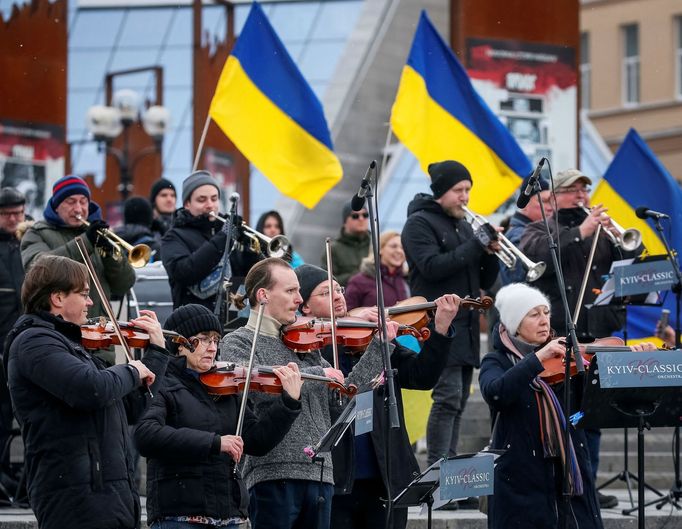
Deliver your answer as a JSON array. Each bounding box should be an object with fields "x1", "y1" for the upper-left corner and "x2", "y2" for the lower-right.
[
  {"x1": 622, "y1": 24, "x2": 640, "y2": 105},
  {"x1": 580, "y1": 32, "x2": 591, "y2": 110},
  {"x1": 676, "y1": 16, "x2": 682, "y2": 98}
]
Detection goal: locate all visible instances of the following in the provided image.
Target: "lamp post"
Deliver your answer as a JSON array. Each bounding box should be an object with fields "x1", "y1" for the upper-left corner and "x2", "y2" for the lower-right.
[{"x1": 86, "y1": 88, "x2": 170, "y2": 201}]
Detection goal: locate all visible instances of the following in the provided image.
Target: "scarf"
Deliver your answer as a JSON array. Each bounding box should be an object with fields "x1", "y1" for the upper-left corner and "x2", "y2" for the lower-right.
[{"x1": 501, "y1": 326, "x2": 584, "y2": 496}]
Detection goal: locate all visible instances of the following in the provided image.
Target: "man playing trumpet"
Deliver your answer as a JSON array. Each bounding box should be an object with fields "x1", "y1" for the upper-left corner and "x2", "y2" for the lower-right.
[{"x1": 20, "y1": 175, "x2": 135, "y2": 364}]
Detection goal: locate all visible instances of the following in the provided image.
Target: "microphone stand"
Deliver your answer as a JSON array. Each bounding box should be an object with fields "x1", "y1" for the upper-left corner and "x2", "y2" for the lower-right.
[
  {"x1": 213, "y1": 195, "x2": 239, "y2": 328},
  {"x1": 648, "y1": 216, "x2": 682, "y2": 510},
  {"x1": 362, "y1": 161, "x2": 400, "y2": 529},
  {"x1": 532, "y1": 176, "x2": 584, "y2": 529}
]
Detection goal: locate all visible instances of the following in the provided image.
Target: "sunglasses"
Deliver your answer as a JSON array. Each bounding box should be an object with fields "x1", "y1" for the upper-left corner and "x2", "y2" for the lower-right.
[{"x1": 350, "y1": 212, "x2": 369, "y2": 220}]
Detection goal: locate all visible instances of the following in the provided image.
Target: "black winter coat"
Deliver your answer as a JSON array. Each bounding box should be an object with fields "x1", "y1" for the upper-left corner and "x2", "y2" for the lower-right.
[
  {"x1": 0, "y1": 230, "x2": 24, "y2": 352},
  {"x1": 479, "y1": 328, "x2": 602, "y2": 529},
  {"x1": 6, "y1": 312, "x2": 169, "y2": 529},
  {"x1": 134, "y1": 355, "x2": 301, "y2": 522},
  {"x1": 401, "y1": 194, "x2": 498, "y2": 366},
  {"x1": 520, "y1": 208, "x2": 640, "y2": 340},
  {"x1": 324, "y1": 330, "x2": 453, "y2": 498},
  {"x1": 161, "y1": 209, "x2": 259, "y2": 310}
]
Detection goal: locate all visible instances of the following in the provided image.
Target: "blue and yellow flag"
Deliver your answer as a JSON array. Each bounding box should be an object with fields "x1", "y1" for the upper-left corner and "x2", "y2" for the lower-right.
[
  {"x1": 592, "y1": 128, "x2": 682, "y2": 343},
  {"x1": 209, "y1": 2, "x2": 342, "y2": 209},
  {"x1": 390, "y1": 11, "x2": 531, "y2": 214}
]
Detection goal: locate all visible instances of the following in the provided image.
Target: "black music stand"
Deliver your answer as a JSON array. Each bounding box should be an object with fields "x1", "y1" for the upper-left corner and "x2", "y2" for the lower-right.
[
  {"x1": 579, "y1": 355, "x2": 682, "y2": 529},
  {"x1": 393, "y1": 459, "x2": 443, "y2": 529},
  {"x1": 590, "y1": 265, "x2": 665, "y2": 506}
]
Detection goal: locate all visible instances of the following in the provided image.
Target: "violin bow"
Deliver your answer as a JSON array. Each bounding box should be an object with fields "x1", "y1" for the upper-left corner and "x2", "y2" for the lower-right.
[
  {"x1": 235, "y1": 300, "x2": 266, "y2": 438},
  {"x1": 75, "y1": 237, "x2": 152, "y2": 397},
  {"x1": 572, "y1": 223, "x2": 602, "y2": 325},
  {"x1": 324, "y1": 237, "x2": 340, "y2": 370}
]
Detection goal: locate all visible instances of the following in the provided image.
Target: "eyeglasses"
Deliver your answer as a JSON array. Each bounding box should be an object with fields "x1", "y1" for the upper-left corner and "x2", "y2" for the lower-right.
[
  {"x1": 556, "y1": 186, "x2": 590, "y2": 195},
  {"x1": 190, "y1": 335, "x2": 221, "y2": 347},
  {"x1": 312, "y1": 286, "x2": 345, "y2": 298},
  {"x1": 75, "y1": 291, "x2": 91, "y2": 300},
  {"x1": 0, "y1": 209, "x2": 24, "y2": 218},
  {"x1": 350, "y1": 212, "x2": 369, "y2": 220}
]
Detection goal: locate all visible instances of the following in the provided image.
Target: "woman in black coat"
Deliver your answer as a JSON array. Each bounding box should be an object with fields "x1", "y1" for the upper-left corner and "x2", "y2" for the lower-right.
[
  {"x1": 479, "y1": 282, "x2": 603, "y2": 529},
  {"x1": 134, "y1": 304, "x2": 303, "y2": 528}
]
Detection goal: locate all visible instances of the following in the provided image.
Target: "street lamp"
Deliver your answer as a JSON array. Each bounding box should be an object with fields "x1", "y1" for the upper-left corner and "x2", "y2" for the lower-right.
[{"x1": 86, "y1": 88, "x2": 170, "y2": 200}]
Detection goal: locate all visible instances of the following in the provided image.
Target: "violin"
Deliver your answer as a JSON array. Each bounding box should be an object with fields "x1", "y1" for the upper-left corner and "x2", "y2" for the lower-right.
[
  {"x1": 199, "y1": 362, "x2": 358, "y2": 397},
  {"x1": 280, "y1": 316, "x2": 429, "y2": 353},
  {"x1": 386, "y1": 295, "x2": 494, "y2": 331},
  {"x1": 81, "y1": 318, "x2": 194, "y2": 352},
  {"x1": 538, "y1": 336, "x2": 630, "y2": 384}
]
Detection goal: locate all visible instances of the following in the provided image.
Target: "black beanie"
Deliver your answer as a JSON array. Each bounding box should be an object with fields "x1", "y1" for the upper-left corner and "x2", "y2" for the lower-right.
[
  {"x1": 0, "y1": 187, "x2": 25, "y2": 208},
  {"x1": 123, "y1": 197, "x2": 153, "y2": 227},
  {"x1": 428, "y1": 160, "x2": 472, "y2": 199},
  {"x1": 295, "y1": 264, "x2": 331, "y2": 305},
  {"x1": 164, "y1": 304, "x2": 222, "y2": 341},
  {"x1": 341, "y1": 201, "x2": 353, "y2": 221},
  {"x1": 149, "y1": 178, "x2": 176, "y2": 205}
]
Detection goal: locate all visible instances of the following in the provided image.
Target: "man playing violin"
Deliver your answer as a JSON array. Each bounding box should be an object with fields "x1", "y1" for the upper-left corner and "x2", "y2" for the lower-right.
[
  {"x1": 161, "y1": 170, "x2": 259, "y2": 313},
  {"x1": 220, "y1": 257, "x2": 396, "y2": 529},
  {"x1": 294, "y1": 263, "x2": 461, "y2": 529},
  {"x1": 135, "y1": 303, "x2": 303, "y2": 529},
  {"x1": 5, "y1": 255, "x2": 169, "y2": 529},
  {"x1": 520, "y1": 169, "x2": 644, "y2": 508},
  {"x1": 20, "y1": 175, "x2": 136, "y2": 364}
]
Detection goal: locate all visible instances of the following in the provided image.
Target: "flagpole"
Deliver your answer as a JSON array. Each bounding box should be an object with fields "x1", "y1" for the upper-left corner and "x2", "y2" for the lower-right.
[
  {"x1": 379, "y1": 123, "x2": 393, "y2": 182},
  {"x1": 193, "y1": 114, "x2": 211, "y2": 171}
]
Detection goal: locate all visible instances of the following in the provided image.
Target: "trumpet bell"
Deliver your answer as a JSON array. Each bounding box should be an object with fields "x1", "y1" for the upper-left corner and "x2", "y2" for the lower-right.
[
  {"x1": 525, "y1": 261, "x2": 547, "y2": 283},
  {"x1": 268, "y1": 235, "x2": 290, "y2": 258},
  {"x1": 620, "y1": 228, "x2": 642, "y2": 252},
  {"x1": 128, "y1": 244, "x2": 152, "y2": 268}
]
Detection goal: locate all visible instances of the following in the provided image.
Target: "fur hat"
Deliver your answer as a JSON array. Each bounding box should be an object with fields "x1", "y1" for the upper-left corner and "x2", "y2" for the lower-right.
[
  {"x1": 50, "y1": 175, "x2": 90, "y2": 209},
  {"x1": 164, "y1": 304, "x2": 222, "y2": 341},
  {"x1": 182, "y1": 170, "x2": 220, "y2": 204},
  {"x1": 495, "y1": 283, "x2": 551, "y2": 336},
  {"x1": 295, "y1": 264, "x2": 331, "y2": 306},
  {"x1": 149, "y1": 178, "x2": 176, "y2": 205},
  {"x1": 428, "y1": 161, "x2": 472, "y2": 199}
]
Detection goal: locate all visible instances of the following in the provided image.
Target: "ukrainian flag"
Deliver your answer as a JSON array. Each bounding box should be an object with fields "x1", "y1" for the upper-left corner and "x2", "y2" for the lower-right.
[
  {"x1": 209, "y1": 2, "x2": 342, "y2": 209},
  {"x1": 592, "y1": 128, "x2": 682, "y2": 344},
  {"x1": 390, "y1": 11, "x2": 531, "y2": 214}
]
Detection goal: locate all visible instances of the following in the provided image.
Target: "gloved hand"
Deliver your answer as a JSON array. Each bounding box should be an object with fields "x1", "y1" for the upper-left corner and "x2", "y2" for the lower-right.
[
  {"x1": 220, "y1": 213, "x2": 244, "y2": 235},
  {"x1": 85, "y1": 220, "x2": 109, "y2": 246}
]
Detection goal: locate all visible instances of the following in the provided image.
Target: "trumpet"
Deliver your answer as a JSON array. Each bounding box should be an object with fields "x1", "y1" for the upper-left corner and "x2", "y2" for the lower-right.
[
  {"x1": 77, "y1": 216, "x2": 151, "y2": 268},
  {"x1": 461, "y1": 206, "x2": 546, "y2": 282},
  {"x1": 209, "y1": 211, "x2": 290, "y2": 258},
  {"x1": 578, "y1": 203, "x2": 641, "y2": 252}
]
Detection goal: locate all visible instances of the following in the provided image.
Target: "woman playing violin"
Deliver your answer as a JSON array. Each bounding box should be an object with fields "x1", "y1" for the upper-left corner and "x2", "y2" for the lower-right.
[
  {"x1": 5, "y1": 255, "x2": 168, "y2": 529},
  {"x1": 134, "y1": 303, "x2": 303, "y2": 529},
  {"x1": 479, "y1": 283, "x2": 656, "y2": 529},
  {"x1": 295, "y1": 263, "x2": 460, "y2": 529}
]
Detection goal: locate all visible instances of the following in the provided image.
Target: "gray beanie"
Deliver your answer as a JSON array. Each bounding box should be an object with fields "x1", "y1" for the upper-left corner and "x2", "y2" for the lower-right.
[
  {"x1": 182, "y1": 170, "x2": 220, "y2": 204},
  {"x1": 495, "y1": 283, "x2": 551, "y2": 336},
  {"x1": 295, "y1": 264, "x2": 332, "y2": 306}
]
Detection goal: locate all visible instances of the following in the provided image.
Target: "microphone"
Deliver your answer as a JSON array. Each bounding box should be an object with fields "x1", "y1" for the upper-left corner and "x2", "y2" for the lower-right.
[
  {"x1": 351, "y1": 160, "x2": 377, "y2": 211},
  {"x1": 229, "y1": 192, "x2": 240, "y2": 203},
  {"x1": 635, "y1": 206, "x2": 669, "y2": 220},
  {"x1": 516, "y1": 158, "x2": 545, "y2": 209}
]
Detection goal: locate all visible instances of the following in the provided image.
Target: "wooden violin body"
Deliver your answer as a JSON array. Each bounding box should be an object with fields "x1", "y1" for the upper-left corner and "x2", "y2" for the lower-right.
[
  {"x1": 538, "y1": 336, "x2": 628, "y2": 384},
  {"x1": 200, "y1": 362, "x2": 358, "y2": 397}
]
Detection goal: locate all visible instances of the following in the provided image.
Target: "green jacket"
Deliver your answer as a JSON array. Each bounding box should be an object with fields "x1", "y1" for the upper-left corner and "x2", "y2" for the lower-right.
[
  {"x1": 20, "y1": 220, "x2": 136, "y2": 323},
  {"x1": 321, "y1": 228, "x2": 370, "y2": 286}
]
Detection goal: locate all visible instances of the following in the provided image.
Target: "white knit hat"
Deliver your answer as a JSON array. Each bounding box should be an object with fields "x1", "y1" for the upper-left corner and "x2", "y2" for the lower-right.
[{"x1": 495, "y1": 283, "x2": 551, "y2": 336}]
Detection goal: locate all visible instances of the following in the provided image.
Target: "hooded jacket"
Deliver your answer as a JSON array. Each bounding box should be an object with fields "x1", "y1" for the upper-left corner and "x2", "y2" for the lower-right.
[
  {"x1": 19, "y1": 201, "x2": 136, "y2": 321},
  {"x1": 160, "y1": 209, "x2": 259, "y2": 310},
  {"x1": 6, "y1": 311, "x2": 169, "y2": 529},
  {"x1": 401, "y1": 193, "x2": 498, "y2": 366},
  {"x1": 134, "y1": 355, "x2": 301, "y2": 522},
  {"x1": 344, "y1": 260, "x2": 409, "y2": 311}
]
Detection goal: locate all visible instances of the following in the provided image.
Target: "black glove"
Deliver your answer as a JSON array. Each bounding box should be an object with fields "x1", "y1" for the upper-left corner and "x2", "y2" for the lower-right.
[
  {"x1": 220, "y1": 213, "x2": 244, "y2": 235},
  {"x1": 473, "y1": 222, "x2": 498, "y2": 249},
  {"x1": 85, "y1": 220, "x2": 109, "y2": 245}
]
